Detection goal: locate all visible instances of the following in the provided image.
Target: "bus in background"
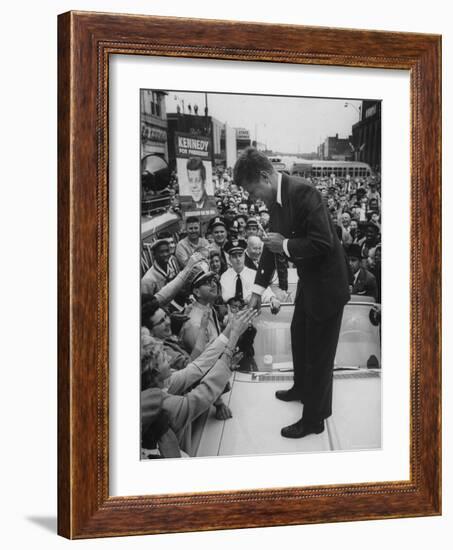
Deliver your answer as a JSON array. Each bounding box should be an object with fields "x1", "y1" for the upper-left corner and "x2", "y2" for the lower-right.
[
  {"x1": 267, "y1": 156, "x2": 288, "y2": 173},
  {"x1": 290, "y1": 160, "x2": 373, "y2": 179}
]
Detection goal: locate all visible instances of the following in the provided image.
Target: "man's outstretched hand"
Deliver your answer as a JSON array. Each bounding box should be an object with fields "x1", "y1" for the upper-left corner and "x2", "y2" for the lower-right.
[
  {"x1": 262, "y1": 232, "x2": 285, "y2": 254},
  {"x1": 270, "y1": 297, "x2": 281, "y2": 315},
  {"x1": 215, "y1": 403, "x2": 233, "y2": 421},
  {"x1": 248, "y1": 293, "x2": 262, "y2": 312}
]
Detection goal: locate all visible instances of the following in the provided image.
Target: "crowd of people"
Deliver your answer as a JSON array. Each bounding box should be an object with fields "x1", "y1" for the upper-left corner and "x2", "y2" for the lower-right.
[{"x1": 140, "y1": 158, "x2": 382, "y2": 459}]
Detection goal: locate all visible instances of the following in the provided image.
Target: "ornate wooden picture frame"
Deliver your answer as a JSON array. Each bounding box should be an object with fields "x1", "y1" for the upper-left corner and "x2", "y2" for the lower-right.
[{"x1": 58, "y1": 11, "x2": 441, "y2": 539}]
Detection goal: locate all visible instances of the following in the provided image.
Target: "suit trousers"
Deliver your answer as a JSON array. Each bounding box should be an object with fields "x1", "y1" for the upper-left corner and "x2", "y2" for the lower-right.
[{"x1": 290, "y1": 283, "x2": 344, "y2": 422}]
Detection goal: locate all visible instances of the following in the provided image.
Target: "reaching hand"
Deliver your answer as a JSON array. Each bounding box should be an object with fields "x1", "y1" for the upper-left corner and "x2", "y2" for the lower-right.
[
  {"x1": 230, "y1": 308, "x2": 258, "y2": 337},
  {"x1": 186, "y1": 251, "x2": 205, "y2": 271},
  {"x1": 270, "y1": 297, "x2": 281, "y2": 315},
  {"x1": 248, "y1": 293, "x2": 262, "y2": 313},
  {"x1": 215, "y1": 403, "x2": 233, "y2": 421},
  {"x1": 230, "y1": 351, "x2": 244, "y2": 371},
  {"x1": 262, "y1": 232, "x2": 285, "y2": 254}
]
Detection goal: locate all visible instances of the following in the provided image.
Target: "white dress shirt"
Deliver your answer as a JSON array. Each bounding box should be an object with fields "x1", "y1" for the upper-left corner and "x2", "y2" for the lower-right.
[
  {"x1": 276, "y1": 172, "x2": 291, "y2": 258},
  {"x1": 221, "y1": 266, "x2": 275, "y2": 304},
  {"x1": 252, "y1": 172, "x2": 290, "y2": 296}
]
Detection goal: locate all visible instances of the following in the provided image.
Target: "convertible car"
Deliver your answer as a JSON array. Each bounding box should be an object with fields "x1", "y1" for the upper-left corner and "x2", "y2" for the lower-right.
[{"x1": 194, "y1": 294, "x2": 381, "y2": 458}]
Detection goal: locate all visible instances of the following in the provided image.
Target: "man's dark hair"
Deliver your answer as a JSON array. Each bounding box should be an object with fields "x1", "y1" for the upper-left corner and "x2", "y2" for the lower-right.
[
  {"x1": 141, "y1": 296, "x2": 160, "y2": 331},
  {"x1": 227, "y1": 296, "x2": 246, "y2": 308},
  {"x1": 233, "y1": 147, "x2": 273, "y2": 188},
  {"x1": 170, "y1": 313, "x2": 191, "y2": 337},
  {"x1": 157, "y1": 230, "x2": 172, "y2": 239},
  {"x1": 186, "y1": 157, "x2": 206, "y2": 181},
  {"x1": 185, "y1": 216, "x2": 200, "y2": 225},
  {"x1": 152, "y1": 240, "x2": 170, "y2": 254}
]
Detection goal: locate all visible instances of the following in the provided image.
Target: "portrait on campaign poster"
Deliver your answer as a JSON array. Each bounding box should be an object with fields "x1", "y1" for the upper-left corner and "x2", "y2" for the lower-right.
[
  {"x1": 140, "y1": 88, "x2": 382, "y2": 461},
  {"x1": 175, "y1": 132, "x2": 217, "y2": 219},
  {"x1": 177, "y1": 157, "x2": 214, "y2": 211}
]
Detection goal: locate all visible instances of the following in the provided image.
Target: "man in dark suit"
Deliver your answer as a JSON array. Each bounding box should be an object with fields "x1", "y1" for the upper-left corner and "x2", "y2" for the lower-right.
[
  {"x1": 245, "y1": 235, "x2": 289, "y2": 293},
  {"x1": 244, "y1": 235, "x2": 263, "y2": 271},
  {"x1": 348, "y1": 244, "x2": 378, "y2": 300},
  {"x1": 233, "y1": 147, "x2": 350, "y2": 438}
]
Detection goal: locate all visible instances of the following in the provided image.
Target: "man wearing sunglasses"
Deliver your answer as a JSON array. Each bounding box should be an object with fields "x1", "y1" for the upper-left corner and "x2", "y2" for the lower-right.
[
  {"x1": 184, "y1": 268, "x2": 232, "y2": 420},
  {"x1": 184, "y1": 270, "x2": 222, "y2": 348}
]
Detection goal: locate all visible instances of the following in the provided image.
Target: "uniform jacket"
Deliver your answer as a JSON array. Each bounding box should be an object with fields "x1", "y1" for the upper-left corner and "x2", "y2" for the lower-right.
[
  {"x1": 255, "y1": 173, "x2": 350, "y2": 320},
  {"x1": 186, "y1": 301, "x2": 221, "y2": 345},
  {"x1": 141, "y1": 258, "x2": 179, "y2": 296}
]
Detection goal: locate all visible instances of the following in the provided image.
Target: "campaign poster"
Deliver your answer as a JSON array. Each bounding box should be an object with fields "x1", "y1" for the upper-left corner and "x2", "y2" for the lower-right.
[{"x1": 175, "y1": 132, "x2": 217, "y2": 225}]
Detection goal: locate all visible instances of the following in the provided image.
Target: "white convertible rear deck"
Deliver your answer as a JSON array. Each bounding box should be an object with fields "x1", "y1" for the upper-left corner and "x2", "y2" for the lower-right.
[{"x1": 195, "y1": 301, "x2": 381, "y2": 457}]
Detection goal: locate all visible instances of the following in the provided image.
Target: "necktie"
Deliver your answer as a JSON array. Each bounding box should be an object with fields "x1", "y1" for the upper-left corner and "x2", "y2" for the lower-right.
[
  {"x1": 235, "y1": 273, "x2": 243, "y2": 301},
  {"x1": 211, "y1": 308, "x2": 221, "y2": 336},
  {"x1": 220, "y1": 247, "x2": 227, "y2": 267}
]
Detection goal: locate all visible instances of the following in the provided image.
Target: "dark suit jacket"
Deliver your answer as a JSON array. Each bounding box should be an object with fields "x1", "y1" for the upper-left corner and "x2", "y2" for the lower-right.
[
  {"x1": 244, "y1": 252, "x2": 259, "y2": 271},
  {"x1": 352, "y1": 267, "x2": 377, "y2": 300},
  {"x1": 255, "y1": 173, "x2": 350, "y2": 320},
  {"x1": 245, "y1": 250, "x2": 288, "y2": 290}
]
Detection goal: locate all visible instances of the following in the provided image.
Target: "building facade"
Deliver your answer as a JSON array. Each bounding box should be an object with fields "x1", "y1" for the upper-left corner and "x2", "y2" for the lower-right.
[
  {"x1": 167, "y1": 112, "x2": 225, "y2": 169},
  {"x1": 351, "y1": 101, "x2": 381, "y2": 170},
  {"x1": 317, "y1": 133, "x2": 353, "y2": 161},
  {"x1": 140, "y1": 90, "x2": 169, "y2": 160}
]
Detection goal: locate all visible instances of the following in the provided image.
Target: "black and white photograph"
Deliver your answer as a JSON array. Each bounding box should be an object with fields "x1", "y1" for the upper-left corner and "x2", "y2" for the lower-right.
[
  {"x1": 140, "y1": 89, "x2": 382, "y2": 460},
  {"x1": 2, "y1": 0, "x2": 447, "y2": 545}
]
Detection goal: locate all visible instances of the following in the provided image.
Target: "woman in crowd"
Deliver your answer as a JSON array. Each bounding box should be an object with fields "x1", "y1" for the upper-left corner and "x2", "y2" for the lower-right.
[
  {"x1": 141, "y1": 308, "x2": 257, "y2": 455},
  {"x1": 209, "y1": 250, "x2": 223, "y2": 276}
]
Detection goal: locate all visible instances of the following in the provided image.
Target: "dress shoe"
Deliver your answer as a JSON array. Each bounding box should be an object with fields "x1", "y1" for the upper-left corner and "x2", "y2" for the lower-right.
[
  {"x1": 275, "y1": 387, "x2": 300, "y2": 402},
  {"x1": 281, "y1": 418, "x2": 325, "y2": 439}
]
